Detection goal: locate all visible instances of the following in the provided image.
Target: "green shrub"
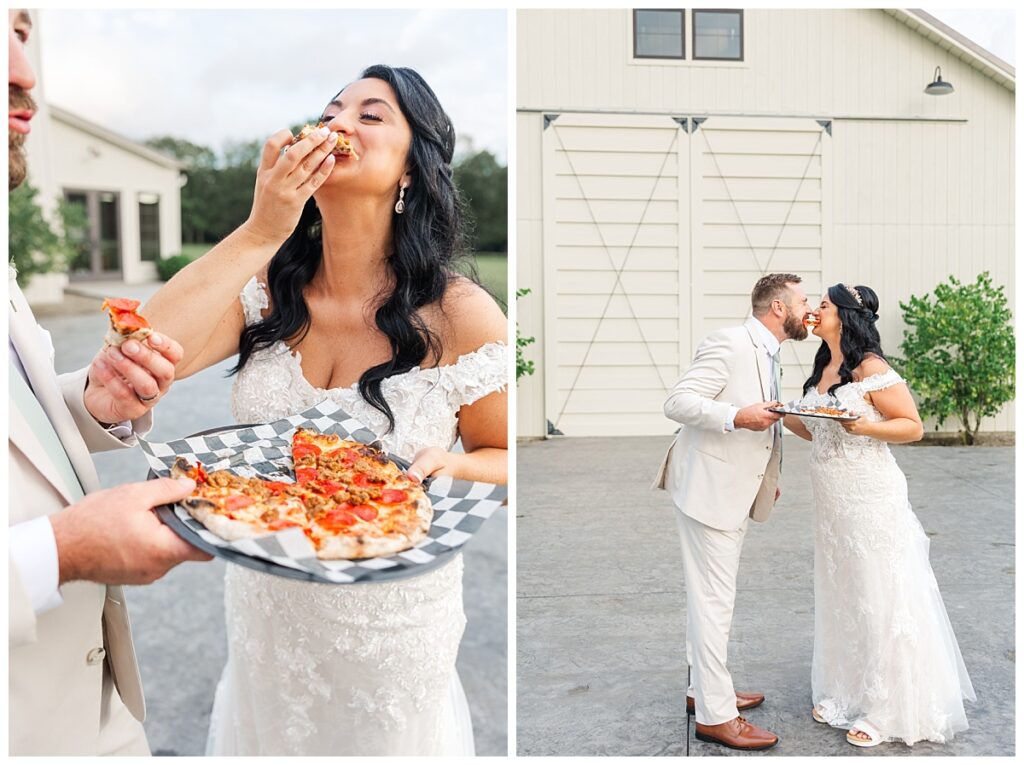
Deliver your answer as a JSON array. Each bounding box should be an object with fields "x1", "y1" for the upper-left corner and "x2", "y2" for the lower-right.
[
  {"x1": 893, "y1": 272, "x2": 1014, "y2": 445},
  {"x1": 516, "y1": 288, "x2": 536, "y2": 381},
  {"x1": 156, "y1": 253, "x2": 194, "y2": 281},
  {"x1": 8, "y1": 183, "x2": 86, "y2": 287}
]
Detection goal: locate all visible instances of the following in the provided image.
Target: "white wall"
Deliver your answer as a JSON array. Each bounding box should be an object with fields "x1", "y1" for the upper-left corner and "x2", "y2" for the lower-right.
[
  {"x1": 517, "y1": 8, "x2": 1014, "y2": 436},
  {"x1": 48, "y1": 118, "x2": 183, "y2": 284}
]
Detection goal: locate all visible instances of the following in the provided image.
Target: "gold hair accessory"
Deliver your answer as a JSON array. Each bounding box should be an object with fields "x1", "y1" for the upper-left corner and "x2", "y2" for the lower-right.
[{"x1": 842, "y1": 283, "x2": 864, "y2": 307}]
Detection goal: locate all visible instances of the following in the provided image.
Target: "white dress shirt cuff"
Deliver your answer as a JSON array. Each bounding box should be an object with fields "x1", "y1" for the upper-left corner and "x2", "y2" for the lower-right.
[
  {"x1": 723, "y1": 406, "x2": 739, "y2": 432},
  {"x1": 104, "y1": 420, "x2": 134, "y2": 441},
  {"x1": 9, "y1": 516, "x2": 64, "y2": 615}
]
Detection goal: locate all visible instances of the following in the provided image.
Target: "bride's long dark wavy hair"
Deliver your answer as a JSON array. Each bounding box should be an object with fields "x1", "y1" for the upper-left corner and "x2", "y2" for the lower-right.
[
  {"x1": 231, "y1": 65, "x2": 472, "y2": 433},
  {"x1": 802, "y1": 284, "x2": 885, "y2": 396}
]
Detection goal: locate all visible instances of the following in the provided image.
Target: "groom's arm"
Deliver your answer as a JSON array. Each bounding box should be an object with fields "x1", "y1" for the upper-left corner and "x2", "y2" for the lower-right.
[
  {"x1": 58, "y1": 366, "x2": 153, "y2": 453},
  {"x1": 663, "y1": 332, "x2": 736, "y2": 431}
]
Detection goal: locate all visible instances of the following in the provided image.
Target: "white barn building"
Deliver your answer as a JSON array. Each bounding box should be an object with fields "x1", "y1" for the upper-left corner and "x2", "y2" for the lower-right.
[
  {"x1": 516, "y1": 8, "x2": 1015, "y2": 438},
  {"x1": 21, "y1": 10, "x2": 185, "y2": 301}
]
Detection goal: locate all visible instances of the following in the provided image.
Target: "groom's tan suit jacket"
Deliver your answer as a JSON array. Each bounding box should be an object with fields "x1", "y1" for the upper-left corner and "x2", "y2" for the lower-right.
[
  {"x1": 9, "y1": 281, "x2": 148, "y2": 754},
  {"x1": 654, "y1": 318, "x2": 782, "y2": 531}
]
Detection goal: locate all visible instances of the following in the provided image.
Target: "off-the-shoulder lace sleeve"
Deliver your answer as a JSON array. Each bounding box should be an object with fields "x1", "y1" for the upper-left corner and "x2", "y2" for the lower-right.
[
  {"x1": 443, "y1": 341, "x2": 508, "y2": 408},
  {"x1": 858, "y1": 368, "x2": 905, "y2": 393},
  {"x1": 239, "y1": 276, "x2": 269, "y2": 327}
]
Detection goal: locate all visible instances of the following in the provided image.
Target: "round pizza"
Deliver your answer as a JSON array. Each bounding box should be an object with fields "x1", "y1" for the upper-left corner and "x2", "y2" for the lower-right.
[{"x1": 170, "y1": 428, "x2": 431, "y2": 560}]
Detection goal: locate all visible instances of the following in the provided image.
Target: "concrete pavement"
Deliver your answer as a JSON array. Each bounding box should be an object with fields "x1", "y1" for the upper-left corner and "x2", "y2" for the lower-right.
[
  {"x1": 516, "y1": 435, "x2": 1014, "y2": 756},
  {"x1": 38, "y1": 302, "x2": 507, "y2": 756}
]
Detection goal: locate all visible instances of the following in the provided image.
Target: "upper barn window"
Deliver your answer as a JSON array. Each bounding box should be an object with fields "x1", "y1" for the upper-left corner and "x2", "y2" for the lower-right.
[
  {"x1": 633, "y1": 9, "x2": 685, "y2": 59},
  {"x1": 692, "y1": 9, "x2": 744, "y2": 61}
]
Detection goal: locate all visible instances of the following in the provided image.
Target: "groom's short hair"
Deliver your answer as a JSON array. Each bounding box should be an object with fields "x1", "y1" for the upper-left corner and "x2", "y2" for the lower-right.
[{"x1": 751, "y1": 273, "x2": 802, "y2": 316}]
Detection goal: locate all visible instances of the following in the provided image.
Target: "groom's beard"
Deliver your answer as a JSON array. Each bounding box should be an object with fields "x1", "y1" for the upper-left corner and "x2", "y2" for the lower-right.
[
  {"x1": 9, "y1": 86, "x2": 36, "y2": 191},
  {"x1": 783, "y1": 310, "x2": 808, "y2": 341}
]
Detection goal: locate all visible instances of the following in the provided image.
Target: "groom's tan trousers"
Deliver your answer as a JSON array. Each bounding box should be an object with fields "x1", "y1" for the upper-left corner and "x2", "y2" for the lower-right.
[{"x1": 675, "y1": 509, "x2": 749, "y2": 726}]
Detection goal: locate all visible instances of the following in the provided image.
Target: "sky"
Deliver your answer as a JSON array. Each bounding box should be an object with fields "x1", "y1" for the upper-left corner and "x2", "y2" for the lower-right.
[
  {"x1": 923, "y1": 9, "x2": 1015, "y2": 65},
  {"x1": 34, "y1": 8, "x2": 1011, "y2": 165},
  {"x1": 37, "y1": 9, "x2": 507, "y2": 161}
]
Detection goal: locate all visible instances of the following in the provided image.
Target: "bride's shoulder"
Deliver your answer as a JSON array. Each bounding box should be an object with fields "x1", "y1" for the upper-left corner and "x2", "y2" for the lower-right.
[
  {"x1": 434, "y1": 275, "x2": 507, "y2": 360},
  {"x1": 852, "y1": 353, "x2": 890, "y2": 381}
]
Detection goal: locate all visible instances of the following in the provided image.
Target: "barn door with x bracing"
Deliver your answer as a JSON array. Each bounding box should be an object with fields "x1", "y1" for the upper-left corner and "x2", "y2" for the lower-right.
[{"x1": 542, "y1": 114, "x2": 829, "y2": 436}]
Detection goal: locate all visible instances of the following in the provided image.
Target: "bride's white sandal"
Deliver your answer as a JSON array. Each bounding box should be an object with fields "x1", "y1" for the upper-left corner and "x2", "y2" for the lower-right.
[
  {"x1": 847, "y1": 719, "x2": 884, "y2": 747},
  {"x1": 811, "y1": 707, "x2": 827, "y2": 724}
]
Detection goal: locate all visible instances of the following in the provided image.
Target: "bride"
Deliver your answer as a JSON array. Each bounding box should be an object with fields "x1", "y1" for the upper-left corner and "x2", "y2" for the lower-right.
[
  {"x1": 144, "y1": 65, "x2": 507, "y2": 755},
  {"x1": 784, "y1": 283, "x2": 975, "y2": 748}
]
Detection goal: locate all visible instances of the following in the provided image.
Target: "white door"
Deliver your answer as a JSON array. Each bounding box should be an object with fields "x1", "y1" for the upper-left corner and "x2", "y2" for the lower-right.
[
  {"x1": 540, "y1": 114, "x2": 830, "y2": 436},
  {"x1": 690, "y1": 116, "x2": 829, "y2": 403},
  {"x1": 542, "y1": 113, "x2": 688, "y2": 436}
]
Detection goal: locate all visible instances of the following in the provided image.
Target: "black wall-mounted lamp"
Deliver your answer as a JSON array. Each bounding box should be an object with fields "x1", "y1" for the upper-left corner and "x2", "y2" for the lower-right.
[{"x1": 924, "y1": 66, "x2": 954, "y2": 95}]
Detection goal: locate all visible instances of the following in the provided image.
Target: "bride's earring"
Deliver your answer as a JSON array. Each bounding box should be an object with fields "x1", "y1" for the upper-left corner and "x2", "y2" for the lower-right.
[
  {"x1": 395, "y1": 185, "x2": 406, "y2": 214},
  {"x1": 308, "y1": 217, "x2": 322, "y2": 239}
]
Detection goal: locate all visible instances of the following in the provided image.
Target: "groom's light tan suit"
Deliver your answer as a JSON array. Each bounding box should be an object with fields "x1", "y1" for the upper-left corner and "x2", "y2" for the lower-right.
[
  {"x1": 9, "y1": 280, "x2": 150, "y2": 755},
  {"x1": 654, "y1": 316, "x2": 783, "y2": 725}
]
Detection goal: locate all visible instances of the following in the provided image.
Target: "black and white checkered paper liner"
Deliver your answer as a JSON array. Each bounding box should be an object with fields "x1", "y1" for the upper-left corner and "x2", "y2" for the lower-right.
[{"x1": 139, "y1": 399, "x2": 506, "y2": 584}]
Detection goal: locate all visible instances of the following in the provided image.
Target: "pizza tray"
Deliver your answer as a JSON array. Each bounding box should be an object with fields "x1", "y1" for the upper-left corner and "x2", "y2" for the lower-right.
[
  {"x1": 768, "y1": 404, "x2": 859, "y2": 422},
  {"x1": 140, "y1": 398, "x2": 506, "y2": 585}
]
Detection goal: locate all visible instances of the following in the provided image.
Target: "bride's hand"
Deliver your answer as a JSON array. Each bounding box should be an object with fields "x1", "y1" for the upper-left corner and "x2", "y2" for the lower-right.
[
  {"x1": 406, "y1": 447, "x2": 457, "y2": 484},
  {"x1": 241, "y1": 126, "x2": 337, "y2": 244},
  {"x1": 839, "y1": 416, "x2": 873, "y2": 437}
]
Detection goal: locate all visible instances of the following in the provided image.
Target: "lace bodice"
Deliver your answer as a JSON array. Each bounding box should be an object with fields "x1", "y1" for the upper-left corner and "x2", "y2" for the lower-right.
[
  {"x1": 231, "y1": 276, "x2": 507, "y2": 462},
  {"x1": 800, "y1": 369, "x2": 905, "y2": 463},
  {"x1": 205, "y1": 277, "x2": 506, "y2": 755},
  {"x1": 802, "y1": 368, "x2": 975, "y2": 745}
]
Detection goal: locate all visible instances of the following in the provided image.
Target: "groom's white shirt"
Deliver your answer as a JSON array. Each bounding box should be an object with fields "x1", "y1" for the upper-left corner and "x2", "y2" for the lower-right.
[
  {"x1": 9, "y1": 277, "x2": 149, "y2": 754},
  {"x1": 9, "y1": 337, "x2": 135, "y2": 615},
  {"x1": 655, "y1": 316, "x2": 782, "y2": 531}
]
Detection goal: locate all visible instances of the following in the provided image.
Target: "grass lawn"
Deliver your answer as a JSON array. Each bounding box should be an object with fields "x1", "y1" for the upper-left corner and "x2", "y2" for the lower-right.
[
  {"x1": 176, "y1": 244, "x2": 507, "y2": 308},
  {"x1": 179, "y1": 243, "x2": 209, "y2": 261},
  {"x1": 468, "y1": 251, "x2": 508, "y2": 310}
]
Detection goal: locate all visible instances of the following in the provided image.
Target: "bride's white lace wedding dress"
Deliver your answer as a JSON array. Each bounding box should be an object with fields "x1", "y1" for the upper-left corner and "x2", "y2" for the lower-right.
[
  {"x1": 204, "y1": 277, "x2": 507, "y2": 755},
  {"x1": 800, "y1": 369, "x2": 975, "y2": 745}
]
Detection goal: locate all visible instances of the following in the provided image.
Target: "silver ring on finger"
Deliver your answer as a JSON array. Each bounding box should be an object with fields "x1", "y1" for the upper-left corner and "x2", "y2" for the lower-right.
[{"x1": 136, "y1": 391, "x2": 159, "y2": 403}]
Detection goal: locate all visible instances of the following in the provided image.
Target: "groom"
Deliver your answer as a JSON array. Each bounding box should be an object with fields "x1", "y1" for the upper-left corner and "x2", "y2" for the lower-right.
[
  {"x1": 9, "y1": 9, "x2": 210, "y2": 755},
  {"x1": 654, "y1": 273, "x2": 810, "y2": 750}
]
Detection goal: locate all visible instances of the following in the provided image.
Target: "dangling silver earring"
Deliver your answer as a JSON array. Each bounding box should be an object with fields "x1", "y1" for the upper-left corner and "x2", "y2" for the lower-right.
[
  {"x1": 395, "y1": 185, "x2": 406, "y2": 214},
  {"x1": 307, "y1": 218, "x2": 322, "y2": 239}
]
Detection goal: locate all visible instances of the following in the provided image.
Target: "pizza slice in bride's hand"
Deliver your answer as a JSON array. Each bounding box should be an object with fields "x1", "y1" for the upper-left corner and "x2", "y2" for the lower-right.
[
  {"x1": 102, "y1": 297, "x2": 152, "y2": 347},
  {"x1": 293, "y1": 122, "x2": 360, "y2": 160}
]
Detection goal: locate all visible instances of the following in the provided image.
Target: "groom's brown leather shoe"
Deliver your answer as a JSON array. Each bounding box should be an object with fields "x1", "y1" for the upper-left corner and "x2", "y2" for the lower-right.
[
  {"x1": 695, "y1": 716, "x2": 779, "y2": 750},
  {"x1": 686, "y1": 691, "x2": 765, "y2": 715}
]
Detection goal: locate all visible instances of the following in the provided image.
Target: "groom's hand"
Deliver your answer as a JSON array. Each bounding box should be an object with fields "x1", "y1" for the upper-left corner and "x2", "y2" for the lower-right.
[
  {"x1": 734, "y1": 402, "x2": 784, "y2": 431},
  {"x1": 84, "y1": 332, "x2": 184, "y2": 426},
  {"x1": 50, "y1": 476, "x2": 213, "y2": 586}
]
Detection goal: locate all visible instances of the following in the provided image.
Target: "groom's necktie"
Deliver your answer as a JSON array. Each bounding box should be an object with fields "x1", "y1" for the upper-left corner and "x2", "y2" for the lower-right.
[
  {"x1": 771, "y1": 349, "x2": 783, "y2": 464},
  {"x1": 9, "y1": 355, "x2": 86, "y2": 500}
]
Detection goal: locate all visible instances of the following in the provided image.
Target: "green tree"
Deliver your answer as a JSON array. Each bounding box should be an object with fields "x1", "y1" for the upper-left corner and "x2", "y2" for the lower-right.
[
  {"x1": 145, "y1": 136, "x2": 217, "y2": 169},
  {"x1": 9, "y1": 183, "x2": 88, "y2": 287},
  {"x1": 893, "y1": 272, "x2": 1015, "y2": 445},
  {"x1": 454, "y1": 150, "x2": 507, "y2": 253},
  {"x1": 146, "y1": 136, "x2": 219, "y2": 244},
  {"x1": 516, "y1": 288, "x2": 536, "y2": 381}
]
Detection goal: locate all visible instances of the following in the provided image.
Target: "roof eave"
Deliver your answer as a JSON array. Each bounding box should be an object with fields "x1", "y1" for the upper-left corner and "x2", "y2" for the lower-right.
[
  {"x1": 888, "y1": 9, "x2": 1015, "y2": 92},
  {"x1": 48, "y1": 105, "x2": 188, "y2": 171}
]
